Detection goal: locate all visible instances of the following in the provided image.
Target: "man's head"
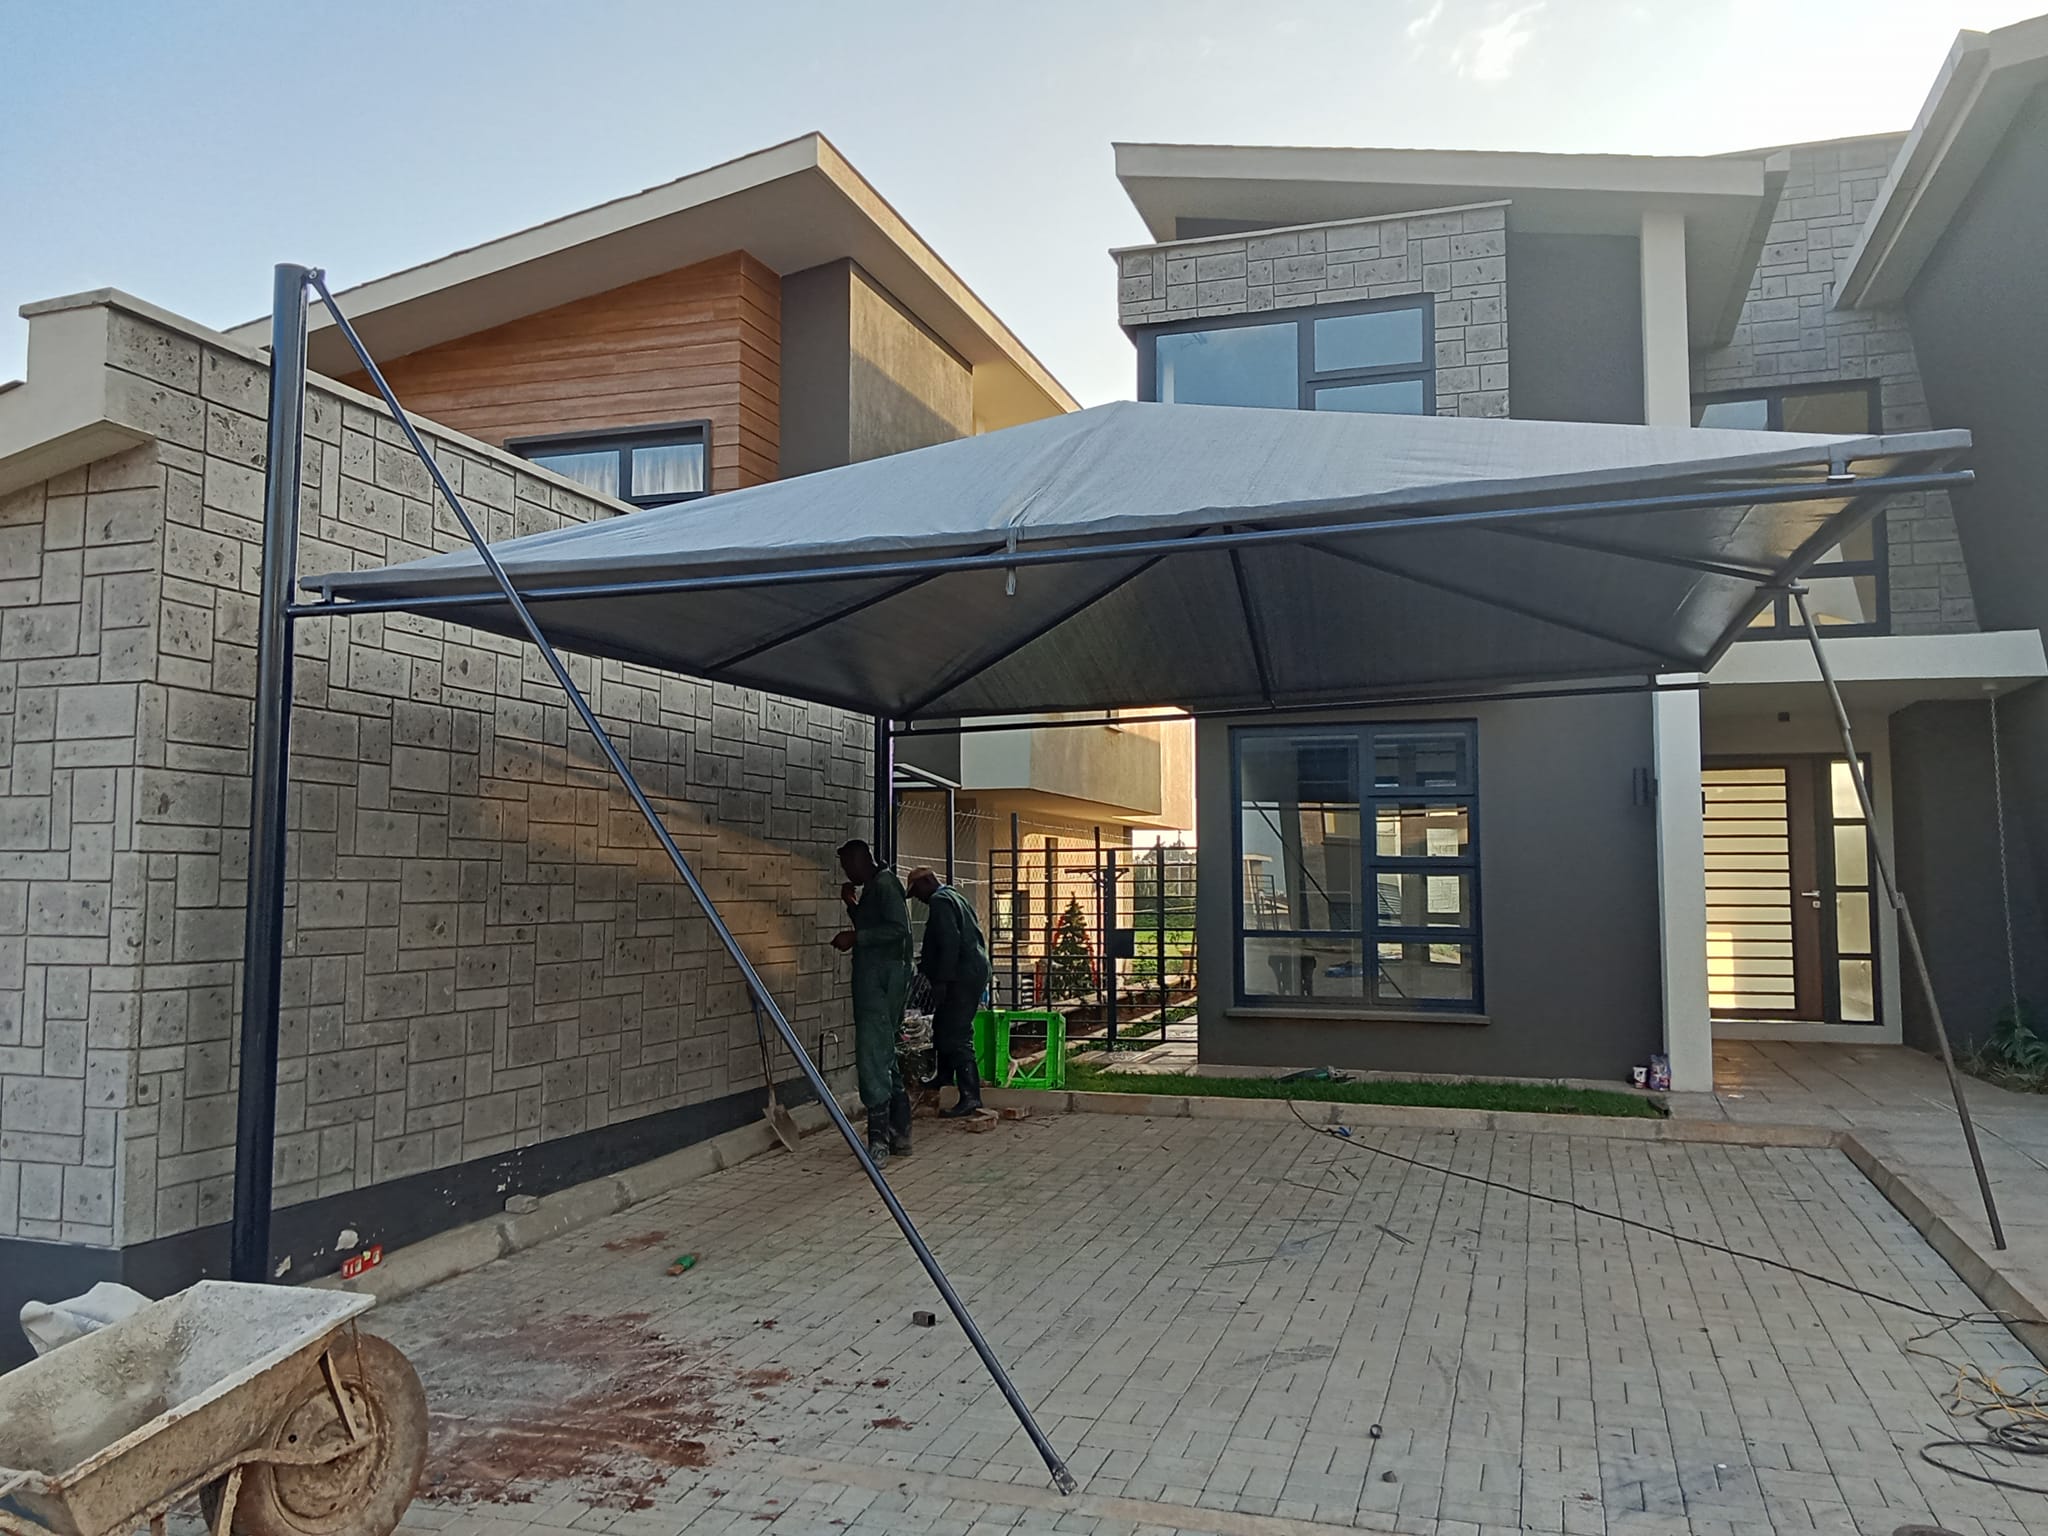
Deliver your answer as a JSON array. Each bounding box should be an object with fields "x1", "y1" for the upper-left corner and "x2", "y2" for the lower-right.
[
  {"x1": 906, "y1": 867, "x2": 941, "y2": 904},
  {"x1": 837, "y1": 839, "x2": 878, "y2": 884}
]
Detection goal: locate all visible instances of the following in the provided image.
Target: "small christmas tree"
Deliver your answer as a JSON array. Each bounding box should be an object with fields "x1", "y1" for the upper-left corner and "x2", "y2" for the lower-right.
[{"x1": 1048, "y1": 898, "x2": 1095, "y2": 1002}]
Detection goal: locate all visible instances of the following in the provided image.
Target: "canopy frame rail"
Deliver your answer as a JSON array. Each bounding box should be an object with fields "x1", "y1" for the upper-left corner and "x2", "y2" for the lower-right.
[
  {"x1": 281, "y1": 470, "x2": 1976, "y2": 626},
  {"x1": 1786, "y1": 581, "x2": 2007, "y2": 1250},
  {"x1": 230, "y1": 265, "x2": 1078, "y2": 1495}
]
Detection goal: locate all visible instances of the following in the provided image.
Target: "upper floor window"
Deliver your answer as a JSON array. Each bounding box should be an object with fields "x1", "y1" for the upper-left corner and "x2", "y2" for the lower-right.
[
  {"x1": 509, "y1": 422, "x2": 709, "y2": 509},
  {"x1": 1137, "y1": 297, "x2": 1433, "y2": 416},
  {"x1": 1693, "y1": 382, "x2": 1886, "y2": 636}
]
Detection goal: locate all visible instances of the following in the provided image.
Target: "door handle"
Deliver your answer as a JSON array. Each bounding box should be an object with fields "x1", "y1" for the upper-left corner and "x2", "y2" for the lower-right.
[{"x1": 1800, "y1": 890, "x2": 1821, "y2": 899}]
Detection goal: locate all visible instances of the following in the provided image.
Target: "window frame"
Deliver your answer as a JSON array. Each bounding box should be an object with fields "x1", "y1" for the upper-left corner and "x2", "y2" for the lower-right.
[
  {"x1": 1136, "y1": 295, "x2": 1437, "y2": 416},
  {"x1": 1231, "y1": 720, "x2": 1482, "y2": 1015},
  {"x1": 507, "y1": 420, "x2": 713, "y2": 509},
  {"x1": 1692, "y1": 381, "x2": 1888, "y2": 636}
]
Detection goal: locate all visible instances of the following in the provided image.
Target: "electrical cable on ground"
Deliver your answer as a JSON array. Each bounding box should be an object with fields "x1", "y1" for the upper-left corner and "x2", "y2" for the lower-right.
[
  {"x1": 1281, "y1": 1099, "x2": 2016, "y2": 1326},
  {"x1": 1284, "y1": 1101, "x2": 2048, "y2": 1494},
  {"x1": 1905, "y1": 1326, "x2": 2048, "y2": 1493}
]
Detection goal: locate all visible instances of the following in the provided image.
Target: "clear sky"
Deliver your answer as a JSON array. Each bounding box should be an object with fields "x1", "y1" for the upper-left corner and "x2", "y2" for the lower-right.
[{"x1": 2, "y1": 0, "x2": 2037, "y2": 405}]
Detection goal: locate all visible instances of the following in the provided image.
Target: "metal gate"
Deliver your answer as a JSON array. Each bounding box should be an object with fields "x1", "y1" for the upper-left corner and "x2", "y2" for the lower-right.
[{"x1": 983, "y1": 820, "x2": 1197, "y2": 1049}]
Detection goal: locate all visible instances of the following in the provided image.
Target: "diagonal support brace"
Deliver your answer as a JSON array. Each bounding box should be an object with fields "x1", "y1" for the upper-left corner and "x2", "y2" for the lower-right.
[
  {"x1": 301, "y1": 271, "x2": 1077, "y2": 1492},
  {"x1": 1788, "y1": 584, "x2": 2006, "y2": 1250}
]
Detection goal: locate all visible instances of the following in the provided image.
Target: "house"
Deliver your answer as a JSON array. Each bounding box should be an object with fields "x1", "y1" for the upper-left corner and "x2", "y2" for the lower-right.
[
  {"x1": 0, "y1": 135, "x2": 1189, "y2": 1366},
  {"x1": 1110, "y1": 14, "x2": 2048, "y2": 1089},
  {"x1": 215, "y1": 132, "x2": 1192, "y2": 980}
]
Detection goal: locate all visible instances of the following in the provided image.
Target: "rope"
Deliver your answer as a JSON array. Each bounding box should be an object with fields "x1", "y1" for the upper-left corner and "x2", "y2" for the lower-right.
[{"x1": 1992, "y1": 690, "x2": 2022, "y2": 1027}]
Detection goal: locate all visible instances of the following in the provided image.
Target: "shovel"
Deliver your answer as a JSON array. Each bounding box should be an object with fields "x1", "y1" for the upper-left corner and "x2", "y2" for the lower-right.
[{"x1": 751, "y1": 996, "x2": 803, "y2": 1152}]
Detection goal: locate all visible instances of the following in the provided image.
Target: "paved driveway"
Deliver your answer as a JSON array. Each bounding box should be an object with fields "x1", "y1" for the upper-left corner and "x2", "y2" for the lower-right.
[{"x1": 374, "y1": 1110, "x2": 2048, "y2": 1536}]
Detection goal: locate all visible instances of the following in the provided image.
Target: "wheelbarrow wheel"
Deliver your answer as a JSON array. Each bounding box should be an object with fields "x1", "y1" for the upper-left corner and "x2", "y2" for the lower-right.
[{"x1": 203, "y1": 1332, "x2": 428, "y2": 1536}]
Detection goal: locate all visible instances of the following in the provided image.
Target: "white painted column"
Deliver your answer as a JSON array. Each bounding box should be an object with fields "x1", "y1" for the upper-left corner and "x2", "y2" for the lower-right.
[
  {"x1": 1641, "y1": 210, "x2": 1711, "y2": 1090},
  {"x1": 1654, "y1": 682, "x2": 1713, "y2": 1091},
  {"x1": 1639, "y1": 208, "x2": 1692, "y2": 427}
]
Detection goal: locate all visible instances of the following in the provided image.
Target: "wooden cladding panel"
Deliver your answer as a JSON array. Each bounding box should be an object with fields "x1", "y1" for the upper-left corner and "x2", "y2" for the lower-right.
[{"x1": 338, "y1": 251, "x2": 781, "y2": 493}]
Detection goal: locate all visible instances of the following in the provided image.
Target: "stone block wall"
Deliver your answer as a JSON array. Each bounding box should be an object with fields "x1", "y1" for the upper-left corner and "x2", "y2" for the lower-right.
[
  {"x1": 1114, "y1": 203, "x2": 1510, "y2": 418},
  {"x1": 1692, "y1": 137, "x2": 1977, "y2": 635},
  {"x1": 0, "y1": 302, "x2": 865, "y2": 1252}
]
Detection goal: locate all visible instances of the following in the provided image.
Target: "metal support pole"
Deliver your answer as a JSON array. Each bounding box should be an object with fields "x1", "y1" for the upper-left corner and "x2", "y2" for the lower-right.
[
  {"x1": 304, "y1": 274, "x2": 1075, "y2": 1493},
  {"x1": 944, "y1": 785, "x2": 957, "y2": 888},
  {"x1": 1105, "y1": 844, "x2": 1119, "y2": 1048},
  {"x1": 1155, "y1": 843, "x2": 1168, "y2": 1031},
  {"x1": 230, "y1": 264, "x2": 310, "y2": 1284},
  {"x1": 873, "y1": 716, "x2": 894, "y2": 866},
  {"x1": 1009, "y1": 812, "x2": 1021, "y2": 1009},
  {"x1": 1791, "y1": 586, "x2": 2006, "y2": 1249},
  {"x1": 1093, "y1": 826, "x2": 1104, "y2": 1009}
]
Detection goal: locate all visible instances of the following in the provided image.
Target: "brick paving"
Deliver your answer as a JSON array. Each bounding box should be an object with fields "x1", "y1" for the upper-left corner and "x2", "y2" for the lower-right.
[{"x1": 372, "y1": 1111, "x2": 2048, "y2": 1536}]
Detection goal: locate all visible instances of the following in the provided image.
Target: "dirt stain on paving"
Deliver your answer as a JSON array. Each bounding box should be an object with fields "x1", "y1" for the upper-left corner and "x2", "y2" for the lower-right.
[
  {"x1": 411, "y1": 1312, "x2": 789, "y2": 1508},
  {"x1": 600, "y1": 1229, "x2": 671, "y2": 1254}
]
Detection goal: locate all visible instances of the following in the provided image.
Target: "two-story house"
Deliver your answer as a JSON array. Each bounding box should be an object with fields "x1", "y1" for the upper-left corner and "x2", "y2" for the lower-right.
[
  {"x1": 0, "y1": 134, "x2": 1189, "y2": 1366},
  {"x1": 1110, "y1": 13, "x2": 2048, "y2": 1090}
]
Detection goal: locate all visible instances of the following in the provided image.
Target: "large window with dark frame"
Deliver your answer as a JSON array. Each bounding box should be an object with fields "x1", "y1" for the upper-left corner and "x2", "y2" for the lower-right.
[
  {"x1": 1692, "y1": 382, "x2": 1886, "y2": 634},
  {"x1": 1235, "y1": 722, "x2": 1480, "y2": 1012},
  {"x1": 508, "y1": 422, "x2": 710, "y2": 509},
  {"x1": 1137, "y1": 297, "x2": 1434, "y2": 417}
]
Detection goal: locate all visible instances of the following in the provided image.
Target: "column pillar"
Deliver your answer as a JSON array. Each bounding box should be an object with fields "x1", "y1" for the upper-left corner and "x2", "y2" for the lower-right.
[
  {"x1": 1654, "y1": 682, "x2": 1712, "y2": 1092},
  {"x1": 1639, "y1": 208, "x2": 1691, "y2": 426}
]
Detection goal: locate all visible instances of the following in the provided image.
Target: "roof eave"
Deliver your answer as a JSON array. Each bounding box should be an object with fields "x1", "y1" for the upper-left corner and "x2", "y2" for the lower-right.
[
  {"x1": 1836, "y1": 16, "x2": 2048, "y2": 310},
  {"x1": 225, "y1": 133, "x2": 1077, "y2": 423}
]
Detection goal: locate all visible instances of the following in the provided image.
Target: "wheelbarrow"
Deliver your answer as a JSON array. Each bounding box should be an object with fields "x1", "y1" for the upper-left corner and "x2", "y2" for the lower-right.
[{"x1": 0, "y1": 1282, "x2": 427, "y2": 1536}]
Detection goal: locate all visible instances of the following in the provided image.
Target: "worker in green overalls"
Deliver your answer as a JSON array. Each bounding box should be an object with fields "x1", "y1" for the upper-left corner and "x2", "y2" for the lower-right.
[
  {"x1": 830, "y1": 839, "x2": 914, "y2": 1164},
  {"x1": 907, "y1": 867, "x2": 990, "y2": 1118}
]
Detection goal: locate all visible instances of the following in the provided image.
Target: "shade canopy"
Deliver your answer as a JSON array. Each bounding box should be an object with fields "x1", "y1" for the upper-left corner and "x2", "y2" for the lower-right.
[{"x1": 315, "y1": 401, "x2": 1967, "y2": 720}]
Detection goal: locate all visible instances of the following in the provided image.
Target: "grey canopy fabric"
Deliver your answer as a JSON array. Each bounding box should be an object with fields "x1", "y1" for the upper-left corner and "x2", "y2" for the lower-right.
[{"x1": 315, "y1": 400, "x2": 1967, "y2": 719}]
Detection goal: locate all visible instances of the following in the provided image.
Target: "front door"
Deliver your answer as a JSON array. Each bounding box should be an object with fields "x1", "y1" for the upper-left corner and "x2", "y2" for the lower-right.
[{"x1": 1704, "y1": 758, "x2": 1877, "y2": 1025}]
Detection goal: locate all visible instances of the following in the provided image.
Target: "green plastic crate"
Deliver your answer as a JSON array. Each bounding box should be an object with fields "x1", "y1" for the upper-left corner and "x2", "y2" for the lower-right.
[{"x1": 972, "y1": 1008, "x2": 1067, "y2": 1091}]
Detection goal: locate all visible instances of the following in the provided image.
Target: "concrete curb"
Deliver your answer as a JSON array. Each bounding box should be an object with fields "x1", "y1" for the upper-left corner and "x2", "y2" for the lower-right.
[
  {"x1": 314, "y1": 1096, "x2": 854, "y2": 1305},
  {"x1": 1838, "y1": 1132, "x2": 2048, "y2": 1365},
  {"x1": 981, "y1": 1087, "x2": 1838, "y2": 1147}
]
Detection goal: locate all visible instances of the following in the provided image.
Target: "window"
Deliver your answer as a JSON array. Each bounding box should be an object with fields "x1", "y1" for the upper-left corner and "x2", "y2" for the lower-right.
[
  {"x1": 1139, "y1": 297, "x2": 1434, "y2": 416},
  {"x1": 1235, "y1": 722, "x2": 1479, "y2": 1011},
  {"x1": 1692, "y1": 383, "x2": 1886, "y2": 634},
  {"x1": 508, "y1": 422, "x2": 710, "y2": 509}
]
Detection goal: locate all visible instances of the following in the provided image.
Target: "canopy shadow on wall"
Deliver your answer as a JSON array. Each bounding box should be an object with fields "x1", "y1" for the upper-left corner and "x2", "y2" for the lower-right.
[{"x1": 306, "y1": 400, "x2": 1970, "y2": 718}]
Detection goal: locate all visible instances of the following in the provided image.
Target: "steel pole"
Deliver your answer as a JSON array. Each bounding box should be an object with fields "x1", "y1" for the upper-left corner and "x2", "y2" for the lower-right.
[
  {"x1": 1792, "y1": 587, "x2": 2006, "y2": 1249},
  {"x1": 1009, "y1": 812, "x2": 1021, "y2": 1008},
  {"x1": 304, "y1": 274, "x2": 1074, "y2": 1491},
  {"x1": 1105, "y1": 844, "x2": 1118, "y2": 1048},
  {"x1": 230, "y1": 265, "x2": 310, "y2": 1283},
  {"x1": 1155, "y1": 843, "x2": 1168, "y2": 1030},
  {"x1": 944, "y1": 784, "x2": 957, "y2": 887},
  {"x1": 873, "y1": 716, "x2": 894, "y2": 866}
]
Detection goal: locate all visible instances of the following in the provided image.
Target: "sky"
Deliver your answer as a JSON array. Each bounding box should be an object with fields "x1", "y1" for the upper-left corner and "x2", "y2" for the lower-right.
[{"x1": 1, "y1": 0, "x2": 2039, "y2": 406}]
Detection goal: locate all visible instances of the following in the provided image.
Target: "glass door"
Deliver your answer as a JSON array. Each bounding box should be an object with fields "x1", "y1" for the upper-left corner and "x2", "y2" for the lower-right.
[{"x1": 1705, "y1": 758, "x2": 1878, "y2": 1025}]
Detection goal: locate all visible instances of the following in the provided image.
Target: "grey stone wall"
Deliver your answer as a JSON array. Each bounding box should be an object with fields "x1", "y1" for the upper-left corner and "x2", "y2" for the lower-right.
[
  {"x1": 1692, "y1": 137, "x2": 1976, "y2": 635},
  {"x1": 1115, "y1": 202, "x2": 1510, "y2": 418},
  {"x1": 0, "y1": 303, "x2": 865, "y2": 1251}
]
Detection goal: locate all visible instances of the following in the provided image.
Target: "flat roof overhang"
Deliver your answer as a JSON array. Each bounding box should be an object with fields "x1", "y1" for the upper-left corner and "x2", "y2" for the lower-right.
[
  {"x1": 223, "y1": 135, "x2": 1075, "y2": 431},
  {"x1": 1835, "y1": 15, "x2": 2048, "y2": 309},
  {"x1": 306, "y1": 400, "x2": 1973, "y2": 724},
  {"x1": 1112, "y1": 142, "x2": 1789, "y2": 349}
]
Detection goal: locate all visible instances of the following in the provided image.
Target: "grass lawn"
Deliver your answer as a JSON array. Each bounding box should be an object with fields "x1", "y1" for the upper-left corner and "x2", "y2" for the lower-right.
[{"x1": 1062, "y1": 1062, "x2": 1666, "y2": 1118}]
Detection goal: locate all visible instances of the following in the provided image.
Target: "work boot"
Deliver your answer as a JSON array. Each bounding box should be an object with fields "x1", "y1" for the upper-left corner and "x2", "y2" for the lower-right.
[
  {"x1": 865, "y1": 1106, "x2": 892, "y2": 1167},
  {"x1": 940, "y1": 1061, "x2": 984, "y2": 1118},
  {"x1": 888, "y1": 1090, "x2": 914, "y2": 1156}
]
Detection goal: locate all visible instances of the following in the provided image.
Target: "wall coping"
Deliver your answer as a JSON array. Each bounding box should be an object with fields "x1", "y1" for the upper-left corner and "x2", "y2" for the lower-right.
[
  {"x1": 1108, "y1": 199, "x2": 1513, "y2": 262},
  {"x1": 2, "y1": 287, "x2": 641, "y2": 525}
]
